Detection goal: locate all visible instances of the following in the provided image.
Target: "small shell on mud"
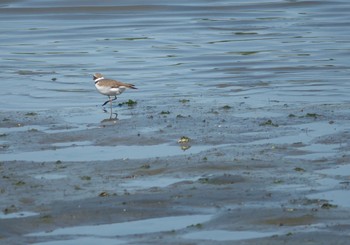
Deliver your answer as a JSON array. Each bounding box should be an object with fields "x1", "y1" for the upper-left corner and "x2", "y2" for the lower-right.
[
  {"x1": 178, "y1": 136, "x2": 190, "y2": 144},
  {"x1": 98, "y1": 191, "x2": 110, "y2": 197}
]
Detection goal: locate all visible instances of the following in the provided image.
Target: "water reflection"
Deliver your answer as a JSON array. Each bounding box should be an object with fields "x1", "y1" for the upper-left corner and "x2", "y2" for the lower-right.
[{"x1": 102, "y1": 106, "x2": 119, "y2": 121}]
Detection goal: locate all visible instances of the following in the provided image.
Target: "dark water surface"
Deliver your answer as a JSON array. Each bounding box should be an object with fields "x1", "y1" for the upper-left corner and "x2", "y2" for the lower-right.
[{"x1": 1, "y1": 0, "x2": 350, "y2": 110}]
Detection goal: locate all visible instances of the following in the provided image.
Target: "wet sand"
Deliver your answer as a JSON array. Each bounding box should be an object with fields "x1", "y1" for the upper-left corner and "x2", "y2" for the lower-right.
[{"x1": 1, "y1": 99, "x2": 350, "y2": 244}]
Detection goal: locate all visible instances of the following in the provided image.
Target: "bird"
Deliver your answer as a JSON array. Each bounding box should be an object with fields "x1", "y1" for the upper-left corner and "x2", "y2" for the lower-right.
[{"x1": 93, "y1": 73, "x2": 137, "y2": 107}]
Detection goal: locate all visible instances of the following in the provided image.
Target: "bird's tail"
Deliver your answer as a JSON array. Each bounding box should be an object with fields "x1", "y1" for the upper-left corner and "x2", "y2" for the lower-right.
[{"x1": 128, "y1": 84, "x2": 137, "y2": 89}]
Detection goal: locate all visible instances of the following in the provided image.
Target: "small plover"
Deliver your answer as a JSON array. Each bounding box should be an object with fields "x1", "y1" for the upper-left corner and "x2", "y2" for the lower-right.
[{"x1": 93, "y1": 73, "x2": 137, "y2": 107}]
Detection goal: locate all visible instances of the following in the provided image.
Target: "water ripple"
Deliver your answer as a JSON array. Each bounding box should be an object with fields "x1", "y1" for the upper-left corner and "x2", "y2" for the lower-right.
[{"x1": 1, "y1": 0, "x2": 350, "y2": 109}]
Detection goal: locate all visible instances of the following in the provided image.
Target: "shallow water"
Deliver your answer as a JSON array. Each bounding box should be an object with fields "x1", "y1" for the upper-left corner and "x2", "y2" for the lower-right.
[
  {"x1": 33, "y1": 237, "x2": 126, "y2": 245},
  {"x1": 182, "y1": 230, "x2": 278, "y2": 241},
  {"x1": 317, "y1": 164, "x2": 350, "y2": 177},
  {"x1": 0, "y1": 143, "x2": 217, "y2": 162},
  {"x1": 29, "y1": 214, "x2": 213, "y2": 237},
  {"x1": 120, "y1": 175, "x2": 200, "y2": 191},
  {"x1": 0, "y1": 211, "x2": 39, "y2": 220},
  {"x1": 1, "y1": 0, "x2": 350, "y2": 111},
  {"x1": 308, "y1": 190, "x2": 350, "y2": 208}
]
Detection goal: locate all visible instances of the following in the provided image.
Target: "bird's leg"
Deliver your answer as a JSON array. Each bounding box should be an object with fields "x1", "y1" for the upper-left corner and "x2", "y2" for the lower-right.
[
  {"x1": 102, "y1": 96, "x2": 117, "y2": 107},
  {"x1": 111, "y1": 96, "x2": 117, "y2": 102},
  {"x1": 110, "y1": 96, "x2": 118, "y2": 118},
  {"x1": 110, "y1": 99, "x2": 113, "y2": 115},
  {"x1": 102, "y1": 96, "x2": 111, "y2": 106}
]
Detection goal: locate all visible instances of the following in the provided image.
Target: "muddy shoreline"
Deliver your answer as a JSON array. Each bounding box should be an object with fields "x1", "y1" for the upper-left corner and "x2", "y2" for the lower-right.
[{"x1": 1, "y1": 99, "x2": 350, "y2": 244}]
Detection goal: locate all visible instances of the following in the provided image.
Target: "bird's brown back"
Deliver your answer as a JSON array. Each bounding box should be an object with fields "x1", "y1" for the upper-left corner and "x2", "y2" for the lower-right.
[{"x1": 97, "y1": 78, "x2": 137, "y2": 89}]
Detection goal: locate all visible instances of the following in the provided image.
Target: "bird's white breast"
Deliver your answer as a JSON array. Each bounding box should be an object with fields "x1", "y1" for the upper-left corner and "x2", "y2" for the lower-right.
[{"x1": 95, "y1": 83, "x2": 126, "y2": 96}]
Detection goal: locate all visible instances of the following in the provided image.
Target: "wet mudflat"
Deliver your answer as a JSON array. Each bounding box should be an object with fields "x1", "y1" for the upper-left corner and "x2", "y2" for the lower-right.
[
  {"x1": 1, "y1": 0, "x2": 350, "y2": 244},
  {"x1": 1, "y1": 99, "x2": 350, "y2": 244}
]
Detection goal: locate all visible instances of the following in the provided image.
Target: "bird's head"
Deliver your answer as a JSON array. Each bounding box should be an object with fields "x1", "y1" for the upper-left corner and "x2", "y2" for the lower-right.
[{"x1": 93, "y1": 73, "x2": 104, "y2": 81}]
